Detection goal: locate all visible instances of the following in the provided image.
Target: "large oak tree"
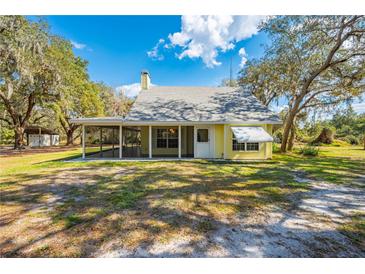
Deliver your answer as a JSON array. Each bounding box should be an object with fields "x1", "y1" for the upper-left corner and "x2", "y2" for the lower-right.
[
  {"x1": 0, "y1": 16, "x2": 60, "y2": 148},
  {"x1": 239, "y1": 16, "x2": 365, "y2": 152},
  {"x1": 49, "y1": 37, "x2": 104, "y2": 145}
]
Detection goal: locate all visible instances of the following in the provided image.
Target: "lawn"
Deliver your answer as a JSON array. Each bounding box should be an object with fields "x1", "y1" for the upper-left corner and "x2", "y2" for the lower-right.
[{"x1": 0, "y1": 145, "x2": 364, "y2": 257}]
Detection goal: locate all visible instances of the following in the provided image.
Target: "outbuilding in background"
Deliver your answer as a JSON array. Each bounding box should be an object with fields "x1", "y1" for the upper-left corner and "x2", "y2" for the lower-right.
[{"x1": 25, "y1": 126, "x2": 60, "y2": 147}]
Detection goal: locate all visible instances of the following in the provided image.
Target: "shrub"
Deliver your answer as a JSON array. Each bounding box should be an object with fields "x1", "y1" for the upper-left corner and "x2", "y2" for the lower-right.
[
  {"x1": 273, "y1": 130, "x2": 283, "y2": 143},
  {"x1": 272, "y1": 142, "x2": 281, "y2": 153},
  {"x1": 298, "y1": 145, "x2": 319, "y2": 156},
  {"x1": 342, "y1": 135, "x2": 360, "y2": 145}
]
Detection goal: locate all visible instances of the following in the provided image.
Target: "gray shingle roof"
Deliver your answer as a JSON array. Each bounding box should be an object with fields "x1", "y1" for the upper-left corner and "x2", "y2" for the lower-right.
[{"x1": 125, "y1": 86, "x2": 281, "y2": 123}]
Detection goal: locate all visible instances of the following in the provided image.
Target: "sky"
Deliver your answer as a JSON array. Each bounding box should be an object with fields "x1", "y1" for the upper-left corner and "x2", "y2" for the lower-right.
[
  {"x1": 43, "y1": 15, "x2": 364, "y2": 114},
  {"x1": 44, "y1": 16, "x2": 267, "y2": 93}
]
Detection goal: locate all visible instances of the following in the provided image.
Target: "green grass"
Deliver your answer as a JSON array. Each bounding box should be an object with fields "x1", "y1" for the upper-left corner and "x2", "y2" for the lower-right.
[
  {"x1": 64, "y1": 214, "x2": 85, "y2": 228},
  {"x1": 0, "y1": 145, "x2": 364, "y2": 257},
  {"x1": 340, "y1": 212, "x2": 365, "y2": 249}
]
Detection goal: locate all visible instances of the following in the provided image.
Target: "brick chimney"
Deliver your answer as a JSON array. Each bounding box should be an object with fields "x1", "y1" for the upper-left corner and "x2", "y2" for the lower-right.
[{"x1": 141, "y1": 70, "x2": 151, "y2": 90}]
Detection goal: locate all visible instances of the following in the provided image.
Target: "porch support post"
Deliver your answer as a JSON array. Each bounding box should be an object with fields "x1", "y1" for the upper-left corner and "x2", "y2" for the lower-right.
[
  {"x1": 223, "y1": 125, "x2": 227, "y2": 159},
  {"x1": 119, "y1": 125, "x2": 122, "y2": 159},
  {"x1": 178, "y1": 125, "x2": 181, "y2": 159},
  {"x1": 82, "y1": 125, "x2": 85, "y2": 159},
  {"x1": 193, "y1": 125, "x2": 197, "y2": 158},
  {"x1": 149, "y1": 125, "x2": 152, "y2": 158},
  {"x1": 100, "y1": 127, "x2": 103, "y2": 158}
]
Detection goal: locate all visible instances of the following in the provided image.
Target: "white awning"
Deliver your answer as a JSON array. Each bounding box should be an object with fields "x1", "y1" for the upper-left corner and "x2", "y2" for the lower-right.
[{"x1": 231, "y1": 127, "x2": 273, "y2": 143}]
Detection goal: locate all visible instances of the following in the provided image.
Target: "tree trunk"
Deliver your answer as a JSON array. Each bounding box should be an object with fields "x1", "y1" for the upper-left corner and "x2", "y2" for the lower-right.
[
  {"x1": 66, "y1": 129, "x2": 74, "y2": 146},
  {"x1": 280, "y1": 110, "x2": 296, "y2": 152},
  {"x1": 14, "y1": 126, "x2": 25, "y2": 149},
  {"x1": 363, "y1": 135, "x2": 365, "y2": 150},
  {"x1": 287, "y1": 125, "x2": 295, "y2": 151}
]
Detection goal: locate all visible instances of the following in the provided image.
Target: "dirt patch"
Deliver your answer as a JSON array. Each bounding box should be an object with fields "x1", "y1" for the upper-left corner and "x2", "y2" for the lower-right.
[{"x1": 97, "y1": 174, "x2": 365, "y2": 258}]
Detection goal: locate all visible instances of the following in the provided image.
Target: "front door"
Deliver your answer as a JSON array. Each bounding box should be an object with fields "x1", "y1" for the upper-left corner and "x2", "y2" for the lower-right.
[{"x1": 195, "y1": 126, "x2": 212, "y2": 158}]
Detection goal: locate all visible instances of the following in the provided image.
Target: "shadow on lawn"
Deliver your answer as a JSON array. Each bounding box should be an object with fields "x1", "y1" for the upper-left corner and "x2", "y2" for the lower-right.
[{"x1": 0, "y1": 155, "x2": 364, "y2": 257}]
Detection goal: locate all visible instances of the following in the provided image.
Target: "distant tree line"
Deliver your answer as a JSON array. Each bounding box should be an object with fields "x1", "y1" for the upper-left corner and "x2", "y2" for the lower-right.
[
  {"x1": 238, "y1": 16, "x2": 365, "y2": 151},
  {"x1": 0, "y1": 16, "x2": 133, "y2": 148},
  {"x1": 272, "y1": 106, "x2": 365, "y2": 149}
]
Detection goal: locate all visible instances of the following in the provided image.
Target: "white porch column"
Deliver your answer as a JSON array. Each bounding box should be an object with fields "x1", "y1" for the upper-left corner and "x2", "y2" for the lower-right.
[
  {"x1": 82, "y1": 125, "x2": 85, "y2": 159},
  {"x1": 119, "y1": 125, "x2": 122, "y2": 159},
  {"x1": 223, "y1": 125, "x2": 227, "y2": 159},
  {"x1": 178, "y1": 125, "x2": 181, "y2": 159},
  {"x1": 193, "y1": 125, "x2": 197, "y2": 158},
  {"x1": 149, "y1": 125, "x2": 152, "y2": 159}
]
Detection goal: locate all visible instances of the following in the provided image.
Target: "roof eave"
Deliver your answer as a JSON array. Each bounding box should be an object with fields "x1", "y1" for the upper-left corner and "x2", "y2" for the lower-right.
[{"x1": 70, "y1": 118, "x2": 282, "y2": 125}]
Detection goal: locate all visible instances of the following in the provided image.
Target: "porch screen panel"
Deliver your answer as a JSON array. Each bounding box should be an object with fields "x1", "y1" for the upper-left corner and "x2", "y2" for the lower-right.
[{"x1": 85, "y1": 126, "x2": 119, "y2": 158}]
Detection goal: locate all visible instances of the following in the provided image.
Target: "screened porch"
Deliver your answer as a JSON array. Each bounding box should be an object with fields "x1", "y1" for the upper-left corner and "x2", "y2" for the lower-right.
[{"x1": 82, "y1": 125, "x2": 194, "y2": 159}]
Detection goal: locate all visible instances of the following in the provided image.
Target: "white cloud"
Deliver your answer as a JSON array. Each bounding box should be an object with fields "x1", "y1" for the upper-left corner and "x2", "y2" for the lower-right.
[
  {"x1": 352, "y1": 102, "x2": 365, "y2": 114},
  {"x1": 116, "y1": 82, "x2": 155, "y2": 98},
  {"x1": 71, "y1": 40, "x2": 86, "y2": 50},
  {"x1": 147, "y1": 38, "x2": 165, "y2": 61},
  {"x1": 238, "y1": 48, "x2": 248, "y2": 68},
  {"x1": 166, "y1": 15, "x2": 266, "y2": 68}
]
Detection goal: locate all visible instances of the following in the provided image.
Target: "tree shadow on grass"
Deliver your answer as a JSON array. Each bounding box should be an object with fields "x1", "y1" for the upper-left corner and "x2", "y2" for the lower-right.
[{"x1": 0, "y1": 158, "x2": 364, "y2": 257}]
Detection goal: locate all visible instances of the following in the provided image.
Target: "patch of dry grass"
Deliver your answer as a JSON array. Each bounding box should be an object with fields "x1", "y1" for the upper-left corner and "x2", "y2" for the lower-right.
[
  {"x1": 0, "y1": 146, "x2": 363, "y2": 257},
  {"x1": 339, "y1": 212, "x2": 365, "y2": 250}
]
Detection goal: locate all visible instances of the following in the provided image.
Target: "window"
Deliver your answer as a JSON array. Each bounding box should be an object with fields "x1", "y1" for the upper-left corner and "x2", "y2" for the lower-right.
[
  {"x1": 156, "y1": 128, "x2": 178, "y2": 148},
  {"x1": 232, "y1": 138, "x2": 245, "y2": 151},
  {"x1": 246, "y1": 142, "x2": 259, "y2": 151},
  {"x1": 157, "y1": 129, "x2": 167, "y2": 148},
  {"x1": 232, "y1": 137, "x2": 259, "y2": 152},
  {"x1": 197, "y1": 129, "x2": 209, "y2": 142},
  {"x1": 167, "y1": 128, "x2": 178, "y2": 148}
]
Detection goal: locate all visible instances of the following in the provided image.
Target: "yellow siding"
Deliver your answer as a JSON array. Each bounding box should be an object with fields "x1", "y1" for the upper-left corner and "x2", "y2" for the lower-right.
[
  {"x1": 214, "y1": 124, "x2": 224, "y2": 159},
  {"x1": 141, "y1": 124, "x2": 273, "y2": 159},
  {"x1": 223, "y1": 124, "x2": 273, "y2": 160},
  {"x1": 140, "y1": 126, "x2": 149, "y2": 156}
]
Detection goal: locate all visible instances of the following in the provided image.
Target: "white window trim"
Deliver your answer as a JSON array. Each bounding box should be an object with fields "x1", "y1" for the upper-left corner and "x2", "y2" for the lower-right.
[
  {"x1": 197, "y1": 128, "x2": 209, "y2": 143},
  {"x1": 232, "y1": 138, "x2": 261, "y2": 152},
  {"x1": 156, "y1": 128, "x2": 178, "y2": 149}
]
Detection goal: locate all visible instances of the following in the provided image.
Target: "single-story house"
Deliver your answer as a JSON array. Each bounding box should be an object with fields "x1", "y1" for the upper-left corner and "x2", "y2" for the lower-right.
[
  {"x1": 70, "y1": 71, "x2": 281, "y2": 160},
  {"x1": 25, "y1": 126, "x2": 60, "y2": 147}
]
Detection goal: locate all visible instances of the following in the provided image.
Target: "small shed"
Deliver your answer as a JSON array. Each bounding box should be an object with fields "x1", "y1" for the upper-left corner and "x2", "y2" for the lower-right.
[{"x1": 25, "y1": 126, "x2": 60, "y2": 147}]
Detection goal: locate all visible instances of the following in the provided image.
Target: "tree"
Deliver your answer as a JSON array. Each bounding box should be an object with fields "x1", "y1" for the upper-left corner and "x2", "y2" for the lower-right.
[
  {"x1": 331, "y1": 105, "x2": 357, "y2": 131},
  {"x1": 238, "y1": 59, "x2": 284, "y2": 106},
  {"x1": 219, "y1": 78, "x2": 238, "y2": 88},
  {"x1": 97, "y1": 82, "x2": 134, "y2": 117},
  {"x1": 239, "y1": 16, "x2": 365, "y2": 152},
  {"x1": 0, "y1": 16, "x2": 60, "y2": 149},
  {"x1": 49, "y1": 37, "x2": 104, "y2": 145}
]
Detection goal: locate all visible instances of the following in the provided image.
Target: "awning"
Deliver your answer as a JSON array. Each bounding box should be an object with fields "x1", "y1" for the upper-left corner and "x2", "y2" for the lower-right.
[{"x1": 231, "y1": 127, "x2": 273, "y2": 143}]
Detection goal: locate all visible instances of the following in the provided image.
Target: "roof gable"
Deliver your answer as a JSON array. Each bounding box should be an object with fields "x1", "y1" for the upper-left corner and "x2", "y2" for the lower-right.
[{"x1": 125, "y1": 86, "x2": 281, "y2": 123}]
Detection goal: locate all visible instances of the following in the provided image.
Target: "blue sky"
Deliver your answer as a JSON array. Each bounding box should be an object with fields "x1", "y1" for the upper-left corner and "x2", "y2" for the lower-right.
[
  {"x1": 41, "y1": 16, "x2": 364, "y2": 114},
  {"x1": 44, "y1": 16, "x2": 267, "y2": 87}
]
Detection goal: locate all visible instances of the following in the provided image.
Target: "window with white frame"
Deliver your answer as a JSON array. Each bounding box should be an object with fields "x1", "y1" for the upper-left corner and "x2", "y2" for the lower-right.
[
  {"x1": 197, "y1": 129, "x2": 209, "y2": 142},
  {"x1": 156, "y1": 128, "x2": 178, "y2": 148},
  {"x1": 232, "y1": 137, "x2": 259, "y2": 152},
  {"x1": 232, "y1": 137, "x2": 246, "y2": 151},
  {"x1": 246, "y1": 142, "x2": 259, "y2": 151}
]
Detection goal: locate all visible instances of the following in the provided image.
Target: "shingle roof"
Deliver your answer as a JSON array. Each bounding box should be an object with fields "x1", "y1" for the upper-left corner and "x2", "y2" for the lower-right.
[{"x1": 125, "y1": 86, "x2": 281, "y2": 123}]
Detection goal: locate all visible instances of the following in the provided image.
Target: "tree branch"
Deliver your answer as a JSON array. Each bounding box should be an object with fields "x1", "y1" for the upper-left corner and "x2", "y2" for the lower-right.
[{"x1": 0, "y1": 117, "x2": 12, "y2": 125}]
